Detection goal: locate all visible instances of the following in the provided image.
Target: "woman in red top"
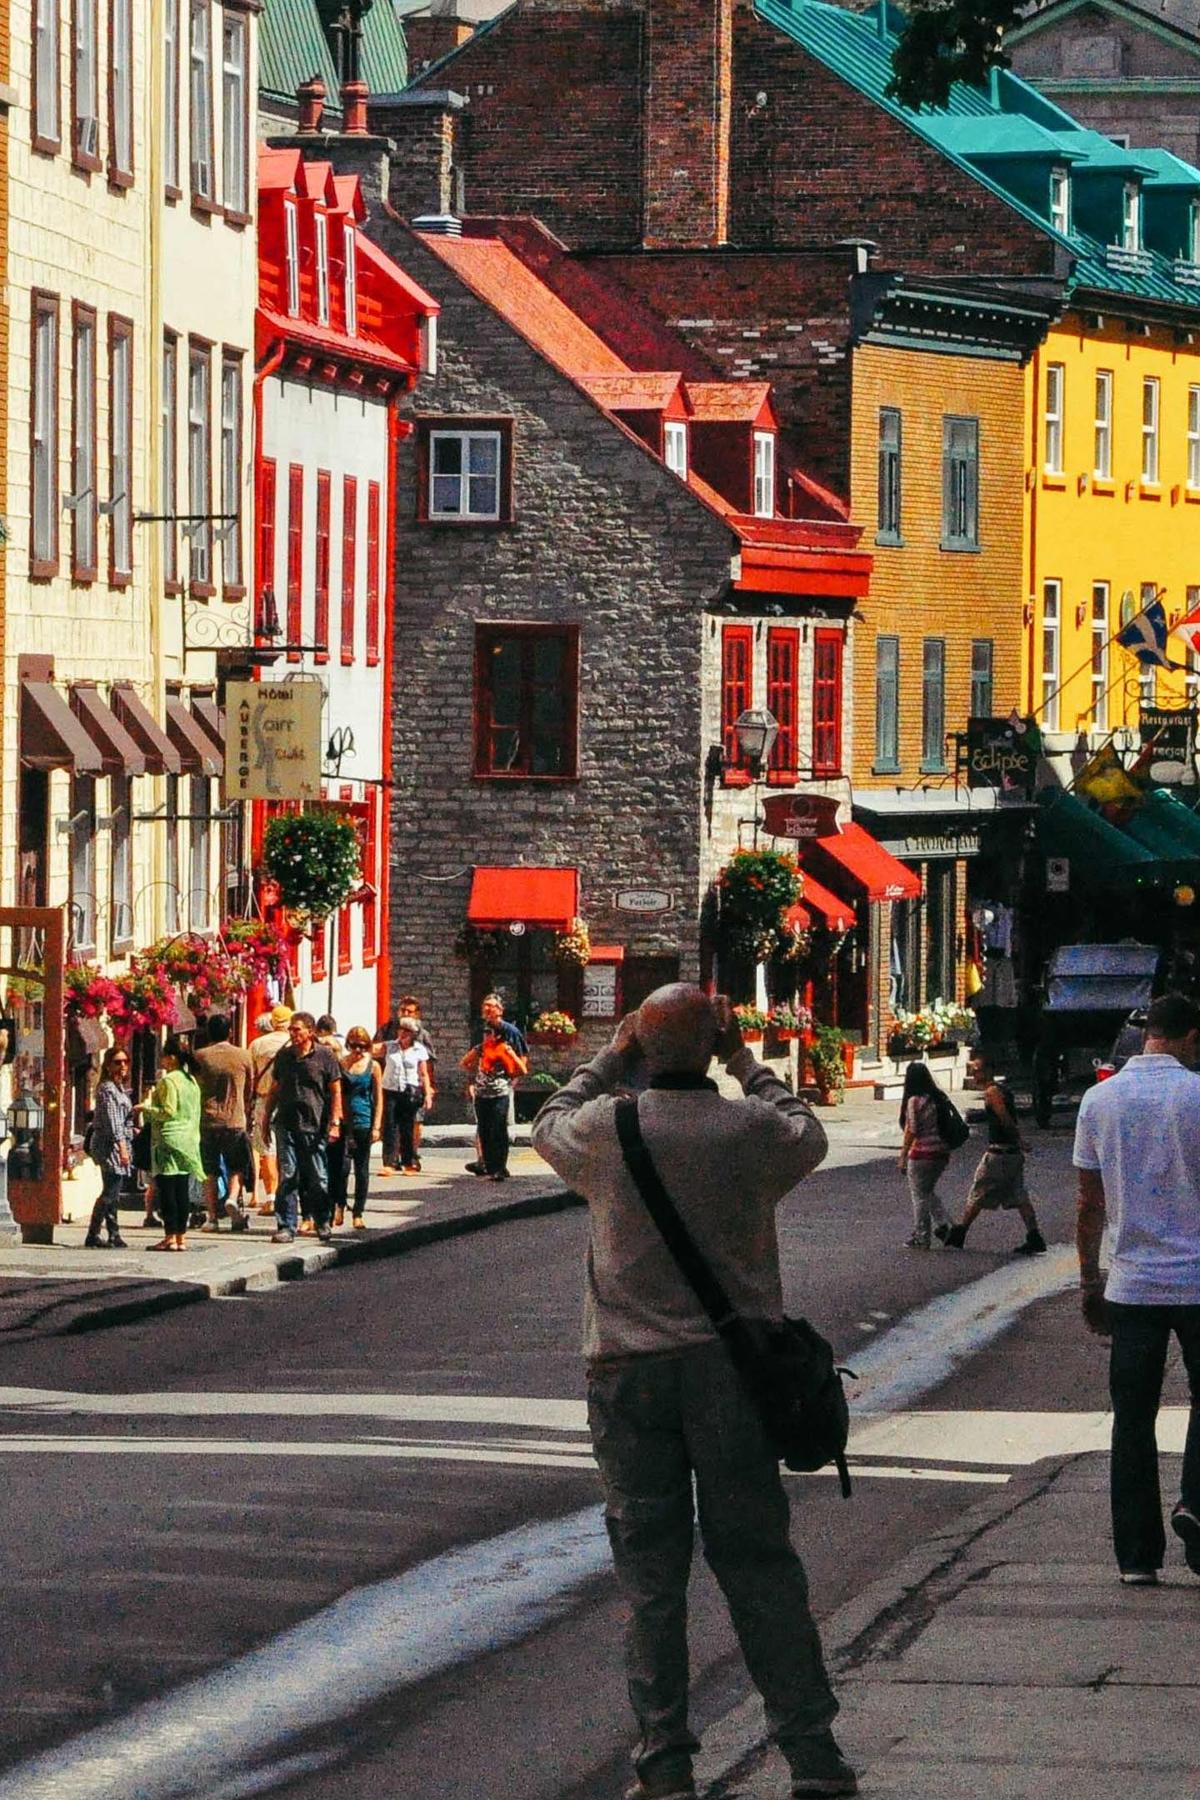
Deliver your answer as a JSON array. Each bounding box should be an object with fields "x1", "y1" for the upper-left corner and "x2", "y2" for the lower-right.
[{"x1": 460, "y1": 1025, "x2": 528, "y2": 1181}]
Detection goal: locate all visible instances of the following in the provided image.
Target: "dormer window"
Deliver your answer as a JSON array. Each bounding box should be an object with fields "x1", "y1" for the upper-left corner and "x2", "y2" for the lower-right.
[
  {"x1": 315, "y1": 212, "x2": 330, "y2": 326},
  {"x1": 284, "y1": 200, "x2": 300, "y2": 317},
  {"x1": 753, "y1": 431, "x2": 776, "y2": 517},
  {"x1": 663, "y1": 421, "x2": 688, "y2": 478},
  {"x1": 344, "y1": 224, "x2": 357, "y2": 335},
  {"x1": 1049, "y1": 168, "x2": 1070, "y2": 236},
  {"x1": 1121, "y1": 183, "x2": 1141, "y2": 253}
]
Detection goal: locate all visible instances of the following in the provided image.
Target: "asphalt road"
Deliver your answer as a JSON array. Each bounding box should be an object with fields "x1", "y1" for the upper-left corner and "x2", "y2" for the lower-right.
[{"x1": 0, "y1": 1120, "x2": 1097, "y2": 1799}]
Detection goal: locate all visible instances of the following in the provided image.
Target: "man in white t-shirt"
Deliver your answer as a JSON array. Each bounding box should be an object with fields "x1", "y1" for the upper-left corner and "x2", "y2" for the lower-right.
[
  {"x1": 1074, "y1": 990, "x2": 1200, "y2": 1585},
  {"x1": 381, "y1": 1019, "x2": 434, "y2": 1174}
]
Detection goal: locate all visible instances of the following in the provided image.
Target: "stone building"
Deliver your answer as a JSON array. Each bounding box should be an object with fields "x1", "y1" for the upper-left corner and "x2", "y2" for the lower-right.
[{"x1": 345, "y1": 203, "x2": 874, "y2": 1084}]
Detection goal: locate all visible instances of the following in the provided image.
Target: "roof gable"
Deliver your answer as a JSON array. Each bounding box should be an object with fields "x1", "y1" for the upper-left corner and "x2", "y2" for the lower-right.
[{"x1": 1009, "y1": 0, "x2": 1200, "y2": 66}]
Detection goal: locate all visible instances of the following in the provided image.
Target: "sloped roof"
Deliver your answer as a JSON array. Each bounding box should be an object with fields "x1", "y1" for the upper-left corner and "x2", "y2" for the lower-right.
[
  {"x1": 416, "y1": 234, "x2": 629, "y2": 373},
  {"x1": 578, "y1": 371, "x2": 687, "y2": 412},
  {"x1": 760, "y1": 0, "x2": 1200, "y2": 313},
  {"x1": 687, "y1": 381, "x2": 774, "y2": 424},
  {"x1": 259, "y1": 0, "x2": 408, "y2": 110}
]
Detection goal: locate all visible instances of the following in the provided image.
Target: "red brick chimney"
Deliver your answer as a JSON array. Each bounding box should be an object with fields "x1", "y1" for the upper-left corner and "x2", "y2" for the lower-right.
[
  {"x1": 297, "y1": 75, "x2": 326, "y2": 133},
  {"x1": 341, "y1": 77, "x2": 369, "y2": 134},
  {"x1": 644, "y1": 0, "x2": 734, "y2": 248},
  {"x1": 405, "y1": 12, "x2": 475, "y2": 75}
]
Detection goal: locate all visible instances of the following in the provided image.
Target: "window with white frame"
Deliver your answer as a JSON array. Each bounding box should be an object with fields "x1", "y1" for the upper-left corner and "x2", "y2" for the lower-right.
[
  {"x1": 284, "y1": 201, "x2": 300, "y2": 316},
  {"x1": 162, "y1": 334, "x2": 178, "y2": 585},
  {"x1": 110, "y1": 0, "x2": 133, "y2": 177},
  {"x1": 109, "y1": 319, "x2": 132, "y2": 579},
  {"x1": 1121, "y1": 182, "x2": 1141, "y2": 252},
  {"x1": 1091, "y1": 582, "x2": 1109, "y2": 730},
  {"x1": 221, "y1": 12, "x2": 247, "y2": 213},
  {"x1": 109, "y1": 772, "x2": 132, "y2": 947},
  {"x1": 429, "y1": 429, "x2": 501, "y2": 519},
  {"x1": 663, "y1": 420, "x2": 688, "y2": 478},
  {"x1": 164, "y1": 0, "x2": 180, "y2": 189},
  {"x1": 1044, "y1": 362, "x2": 1065, "y2": 473},
  {"x1": 1142, "y1": 376, "x2": 1160, "y2": 483},
  {"x1": 343, "y1": 223, "x2": 357, "y2": 334},
  {"x1": 188, "y1": 774, "x2": 211, "y2": 930},
  {"x1": 1189, "y1": 386, "x2": 1200, "y2": 490},
  {"x1": 31, "y1": 295, "x2": 59, "y2": 573},
  {"x1": 73, "y1": 0, "x2": 98, "y2": 161},
  {"x1": 315, "y1": 212, "x2": 330, "y2": 326},
  {"x1": 189, "y1": 0, "x2": 214, "y2": 201},
  {"x1": 71, "y1": 306, "x2": 97, "y2": 579},
  {"x1": 753, "y1": 431, "x2": 776, "y2": 518},
  {"x1": 70, "y1": 777, "x2": 97, "y2": 953},
  {"x1": 35, "y1": 0, "x2": 60, "y2": 146},
  {"x1": 1049, "y1": 168, "x2": 1070, "y2": 235},
  {"x1": 1042, "y1": 579, "x2": 1061, "y2": 729},
  {"x1": 1094, "y1": 369, "x2": 1113, "y2": 479},
  {"x1": 220, "y1": 354, "x2": 242, "y2": 590},
  {"x1": 188, "y1": 344, "x2": 212, "y2": 586}
]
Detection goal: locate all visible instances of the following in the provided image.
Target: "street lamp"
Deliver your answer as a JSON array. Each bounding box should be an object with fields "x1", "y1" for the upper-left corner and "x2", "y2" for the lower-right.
[{"x1": 733, "y1": 708, "x2": 779, "y2": 779}]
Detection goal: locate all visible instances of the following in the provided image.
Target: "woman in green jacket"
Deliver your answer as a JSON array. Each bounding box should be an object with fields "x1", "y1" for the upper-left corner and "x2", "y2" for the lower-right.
[{"x1": 145, "y1": 1035, "x2": 204, "y2": 1251}]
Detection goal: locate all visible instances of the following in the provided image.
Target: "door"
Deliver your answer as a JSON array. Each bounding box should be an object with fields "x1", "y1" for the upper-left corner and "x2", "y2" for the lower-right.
[{"x1": 0, "y1": 906, "x2": 66, "y2": 1241}]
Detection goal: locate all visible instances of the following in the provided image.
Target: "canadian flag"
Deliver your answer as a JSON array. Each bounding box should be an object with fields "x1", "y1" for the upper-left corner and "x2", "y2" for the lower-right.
[{"x1": 1173, "y1": 604, "x2": 1200, "y2": 658}]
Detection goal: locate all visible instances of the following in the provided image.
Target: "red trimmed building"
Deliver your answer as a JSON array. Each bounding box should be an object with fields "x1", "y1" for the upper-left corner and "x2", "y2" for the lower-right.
[{"x1": 253, "y1": 146, "x2": 437, "y2": 1027}]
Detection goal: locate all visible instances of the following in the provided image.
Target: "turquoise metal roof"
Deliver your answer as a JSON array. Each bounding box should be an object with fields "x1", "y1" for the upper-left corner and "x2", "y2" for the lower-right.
[
  {"x1": 757, "y1": 0, "x2": 1200, "y2": 314},
  {"x1": 1141, "y1": 148, "x2": 1200, "y2": 192},
  {"x1": 259, "y1": 0, "x2": 407, "y2": 108}
]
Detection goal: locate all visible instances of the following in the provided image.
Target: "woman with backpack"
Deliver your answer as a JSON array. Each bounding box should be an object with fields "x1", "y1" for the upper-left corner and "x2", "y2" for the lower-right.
[{"x1": 897, "y1": 1060, "x2": 964, "y2": 1249}]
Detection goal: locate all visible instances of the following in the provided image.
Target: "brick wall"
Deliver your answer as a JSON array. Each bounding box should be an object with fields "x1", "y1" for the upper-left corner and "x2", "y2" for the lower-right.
[
  {"x1": 644, "y1": 0, "x2": 732, "y2": 247},
  {"x1": 360, "y1": 220, "x2": 740, "y2": 1104}
]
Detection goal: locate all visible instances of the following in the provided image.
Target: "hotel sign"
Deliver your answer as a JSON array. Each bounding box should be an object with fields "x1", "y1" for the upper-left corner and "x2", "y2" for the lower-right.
[{"x1": 225, "y1": 681, "x2": 323, "y2": 801}]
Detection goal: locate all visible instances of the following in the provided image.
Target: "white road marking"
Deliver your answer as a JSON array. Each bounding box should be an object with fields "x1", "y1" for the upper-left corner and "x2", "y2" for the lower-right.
[{"x1": 0, "y1": 1387, "x2": 589, "y2": 1429}]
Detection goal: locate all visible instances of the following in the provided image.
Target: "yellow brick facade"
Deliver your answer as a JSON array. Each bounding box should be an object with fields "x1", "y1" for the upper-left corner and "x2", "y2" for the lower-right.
[
  {"x1": 1028, "y1": 314, "x2": 1200, "y2": 738},
  {"x1": 849, "y1": 342, "x2": 1032, "y2": 789}
]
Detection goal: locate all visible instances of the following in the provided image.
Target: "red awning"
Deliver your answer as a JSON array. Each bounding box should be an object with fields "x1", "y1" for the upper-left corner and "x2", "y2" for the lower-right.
[
  {"x1": 467, "y1": 866, "x2": 579, "y2": 929},
  {"x1": 807, "y1": 822, "x2": 921, "y2": 903},
  {"x1": 785, "y1": 873, "x2": 855, "y2": 935}
]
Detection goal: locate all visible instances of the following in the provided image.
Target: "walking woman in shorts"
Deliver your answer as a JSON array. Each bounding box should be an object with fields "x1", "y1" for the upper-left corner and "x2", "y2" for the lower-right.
[
  {"x1": 944, "y1": 1050, "x2": 1047, "y2": 1255},
  {"x1": 897, "y1": 1060, "x2": 955, "y2": 1249},
  {"x1": 144, "y1": 1036, "x2": 205, "y2": 1251}
]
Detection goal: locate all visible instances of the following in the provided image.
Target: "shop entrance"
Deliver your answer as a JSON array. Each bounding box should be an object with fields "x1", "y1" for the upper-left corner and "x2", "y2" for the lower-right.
[{"x1": 0, "y1": 906, "x2": 66, "y2": 1242}]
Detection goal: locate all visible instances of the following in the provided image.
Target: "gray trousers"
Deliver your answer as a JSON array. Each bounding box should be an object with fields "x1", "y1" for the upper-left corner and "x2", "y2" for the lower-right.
[{"x1": 587, "y1": 1338, "x2": 838, "y2": 1783}]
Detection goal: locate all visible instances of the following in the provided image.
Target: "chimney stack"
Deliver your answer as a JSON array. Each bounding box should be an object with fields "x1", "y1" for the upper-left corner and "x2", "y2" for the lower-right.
[
  {"x1": 296, "y1": 75, "x2": 326, "y2": 134},
  {"x1": 644, "y1": 0, "x2": 734, "y2": 248},
  {"x1": 341, "y1": 77, "x2": 369, "y2": 134}
]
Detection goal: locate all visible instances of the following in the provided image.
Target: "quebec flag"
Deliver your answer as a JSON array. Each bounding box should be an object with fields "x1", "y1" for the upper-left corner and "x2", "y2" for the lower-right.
[{"x1": 1117, "y1": 599, "x2": 1171, "y2": 668}]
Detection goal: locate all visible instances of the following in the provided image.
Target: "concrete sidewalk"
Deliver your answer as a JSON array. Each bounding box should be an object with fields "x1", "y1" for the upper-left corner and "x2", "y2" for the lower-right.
[
  {"x1": 707, "y1": 1450, "x2": 1200, "y2": 1800},
  {"x1": 0, "y1": 1141, "x2": 578, "y2": 1336}
]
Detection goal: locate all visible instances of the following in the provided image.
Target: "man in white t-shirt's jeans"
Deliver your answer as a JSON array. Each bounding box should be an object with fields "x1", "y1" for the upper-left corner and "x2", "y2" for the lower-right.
[{"x1": 1074, "y1": 990, "x2": 1200, "y2": 1585}]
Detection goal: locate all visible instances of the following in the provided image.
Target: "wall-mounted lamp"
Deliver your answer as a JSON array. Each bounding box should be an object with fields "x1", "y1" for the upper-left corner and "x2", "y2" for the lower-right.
[
  {"x1": 705, "y1": 708, "x2": 780, "y2": 784},
  {"x1": 1022, "y1": 598, "x2": 1035, "y2": 629},
  {"x1": 1076, "y1": 598, "x2": 1088, "y2": 628},
  {"x1": 1077, "y1": 472, "x2": 1089, "y2": 495}
]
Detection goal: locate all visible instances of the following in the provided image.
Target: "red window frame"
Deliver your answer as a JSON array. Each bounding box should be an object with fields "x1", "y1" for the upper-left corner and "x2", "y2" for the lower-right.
[
  {"x1": 257, "y1": 456, "x2": 276, "y2": 638},
  {"x1": 472, "y1": 623, "x2": 581, "y2": 781},
  {"x1": 285, "y1": 462, "x2": 303, "y2": 663},
  {"x1": 336, "y1": 899, "x2": 352, "y2": 975},
  {"x1": 356, "y1": 795, "x2": 378, "y2": 965},
  {"x1": 812, "y1": 627, "x2": 844, "y2": 779},
  {"x1": 766, "y1": 626, "x2": 799, "y2": 784},
  {"x1": 720, "y1": 623, "x2": 753, "y2": 784},
  {"x1": 365, "y1": 480, "x2": 380, "y2": 667},
  {"x1": 313, "y1": 469, "x2": 331, "y2": 663},
  {"x1": 340, "y1": 474, "x2": 357, "y2": 665}
]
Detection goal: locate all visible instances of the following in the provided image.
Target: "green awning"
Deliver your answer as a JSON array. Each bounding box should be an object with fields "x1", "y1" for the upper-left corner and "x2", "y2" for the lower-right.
[
  {"x1": 1123, "y1": 789, "x2": 1200, "y2": 863},
  {"x1": 1036, "y1": 790, "x2": 1162, "y2": 888}
]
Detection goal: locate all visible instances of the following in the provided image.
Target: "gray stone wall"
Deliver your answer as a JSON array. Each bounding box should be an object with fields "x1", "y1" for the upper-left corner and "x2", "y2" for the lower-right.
[{"x1": 364, "y1": 221, "x2": 740, "y2": 1104}]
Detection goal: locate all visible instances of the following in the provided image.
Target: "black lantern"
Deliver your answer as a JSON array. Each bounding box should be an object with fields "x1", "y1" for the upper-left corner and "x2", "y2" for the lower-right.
[{"x1": 734, "y1": 708, "x2": 779, "y2": 779}]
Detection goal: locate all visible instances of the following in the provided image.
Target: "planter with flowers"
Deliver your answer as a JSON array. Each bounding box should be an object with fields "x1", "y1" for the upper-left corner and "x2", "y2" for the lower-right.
[
  {"x1": 718, "y1": 848, "x2": 802, "y2": 966},
  {"x1": 63, "y1": 963, "x2": 121, "y2": 1020},
  {"x1": 887, "y1": 1000, "x2": 977, "y2": 1064},
  {"x1": 107, "y1": 963, "x2": 179, "y2": 1039},
  {"x1": 554, "y1": 919, "x2": 591, "y2": 968},
  {"x1": 766, "y1": 1001, "x2": 813, "y2": 1043},
  {"x1": 733, "y1": 1003, "x2": 770, "y2": 1044},
  {"x1": 222, "y1": 917, "x2": 291, "y2": 989},
  {"x1": 810, "y1": 1025, "x2": 848, "y2": 1105},
  {"x1": 528, "y1": 1010, "x2": 579, "y2": 1050},
  {"x1": 261, "y1": 808, "x2": 361, "y2": 922}
]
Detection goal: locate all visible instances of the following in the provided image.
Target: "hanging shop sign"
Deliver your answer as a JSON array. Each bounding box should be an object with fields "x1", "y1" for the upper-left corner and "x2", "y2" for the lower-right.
[
  {"x1": 761, "y1": 792, "x2": 840, "y2": 841},
  {"x1": 225, "y1": 681, "x2": 323, "y2": 801},
  {"x1": 962, "y1": 719, "x2": 1037, "y2": 798},
  {"x1": 614, "y1": 888, "x2": 674, "y2": 914},
  {"x1": 1139, "y1": 705, "x2": 1196, "y2": 771}
]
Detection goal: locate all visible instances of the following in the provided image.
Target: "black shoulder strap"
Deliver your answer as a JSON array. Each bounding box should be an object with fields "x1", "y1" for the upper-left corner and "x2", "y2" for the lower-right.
[{"x1": 614, "y1": 1096, "x2": 739, "y2": 1334}]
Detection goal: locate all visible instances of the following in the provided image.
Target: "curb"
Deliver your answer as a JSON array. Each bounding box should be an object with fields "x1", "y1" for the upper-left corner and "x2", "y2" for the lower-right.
[{"x1": 29, "y1": 1186, "x2": 585, "y2": 1336}]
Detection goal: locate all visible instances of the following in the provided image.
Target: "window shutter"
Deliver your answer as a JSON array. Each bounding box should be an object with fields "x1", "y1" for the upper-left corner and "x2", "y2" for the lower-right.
[{"x1": 286, "y1": 464, "x2": 303, "y2": 662}]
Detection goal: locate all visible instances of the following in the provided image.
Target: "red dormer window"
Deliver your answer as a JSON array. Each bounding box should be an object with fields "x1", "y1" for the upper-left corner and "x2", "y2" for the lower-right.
[
  {"x1": 284, "y1": 199, "x2": 300, "y2": 317},
  {"x1": 344, "y1": 223, "x2": 357, "y2": 335},
  {"x1": 315, "y1": 211, "x2": 330, "y2": 326}
]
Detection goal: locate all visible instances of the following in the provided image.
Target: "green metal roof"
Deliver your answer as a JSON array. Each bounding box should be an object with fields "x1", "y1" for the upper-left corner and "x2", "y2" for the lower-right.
[
  {"x1": 259, "y1": 0, "x2": 407, "y2": 109},
  {"x1": 1141, "y1": 148, "x2": 1200, "y2": 192},
  {"x1": 757, "y1": 0, "x2": 1200, "y2": 314}
]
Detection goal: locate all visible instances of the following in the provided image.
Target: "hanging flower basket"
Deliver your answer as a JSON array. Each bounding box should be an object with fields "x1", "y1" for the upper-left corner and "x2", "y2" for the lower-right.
[
  {"x1": 528, "y1": 1010, "x2": 578, "y2": 1049},
  {"x1": 262, "y1": 809, "x2": 361, "y2": 921},
  {"x1": 554, "y1": 919, "x2": 591, "y2": 968},
  {"x1": 221, "y1": 917, "x2": 291, "y2": 987},
  {"x1": 63, "y1": 963, "x2": 121, "y2": 1020},
  {"x1": 107, "y1": 963, "x2": 179, "y2": 1039}
]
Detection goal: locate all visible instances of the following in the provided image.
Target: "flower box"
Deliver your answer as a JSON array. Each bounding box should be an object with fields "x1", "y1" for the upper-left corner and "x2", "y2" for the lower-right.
[
  {"x1": 528, "y1": 1030, "x2": 574, "y2": 1050},
  {"x1": 740, "y1": 1029, "x2": 764, "y2": 1044},
  {"x1": 772, "y1": 1028, "x2": 799, "y2": 1043}
]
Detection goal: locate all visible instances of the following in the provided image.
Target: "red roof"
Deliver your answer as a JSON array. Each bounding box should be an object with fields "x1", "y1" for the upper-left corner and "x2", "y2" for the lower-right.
[
  {"x1": 467, "y1": 866, "x2": 579, "y2": 929},
  {"x1": 805, "y1": 823, "x2": 921, "y2": 903},
  {"x1": 687, "y1": 382, "x2": 774, "y2": 426},
  {"x1": 417, "y1": 235, "x2": 627, "y2": 376},
  {"x1": 786, "y1": 876, "x2": 855, "y2": 934},
  {"x1": 580, "y1": 371, "x2": 688, "y2": 414}
]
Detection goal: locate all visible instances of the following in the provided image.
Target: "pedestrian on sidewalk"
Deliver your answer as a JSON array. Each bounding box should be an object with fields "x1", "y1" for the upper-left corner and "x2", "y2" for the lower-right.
[
  {"x1": 250, "y1": 1005, "x2": 291, "y2": 1214},
  {"x1": 194, "y1": 1014, "x2": 254, "y2": 1233},
  {"x1": 333, "y1": 1027, "x2": 383, "y2": 1227},
  {"x1": 462, "y1": 993, "x2": 527, "y2": 1176},
  {"x1": 84, "y1": 1045, "x2": 134, "y2": 1249},
  {"x1": 896, "y1": 1061, "x2": 957, "y2": 1250},
  {"x1": 461, "y1": 1022, "x2": 526, "y2": 1182},
  {"x1": 399, "y1": 994, "x2": 437, "y2": 1158},
  {"x1": 943, "y1": 1051, "x2": 1046, "y2": 1256},
  {"x1": 383, "y1": 1019, "x2": 435, "y2": 1174},
  {"x1": 263, "y1": 1011, "x2": 343, "y2": 1245},
  {"x1": 144, "y1": 1036, "x2": 205, "y2": 1252},
  {"x1": 532, "y1": 987, "x2": 856, "y2": 1800},
  {"x1": 1074, "y1": 989, "x2": 1200, "y2": 1586}
]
